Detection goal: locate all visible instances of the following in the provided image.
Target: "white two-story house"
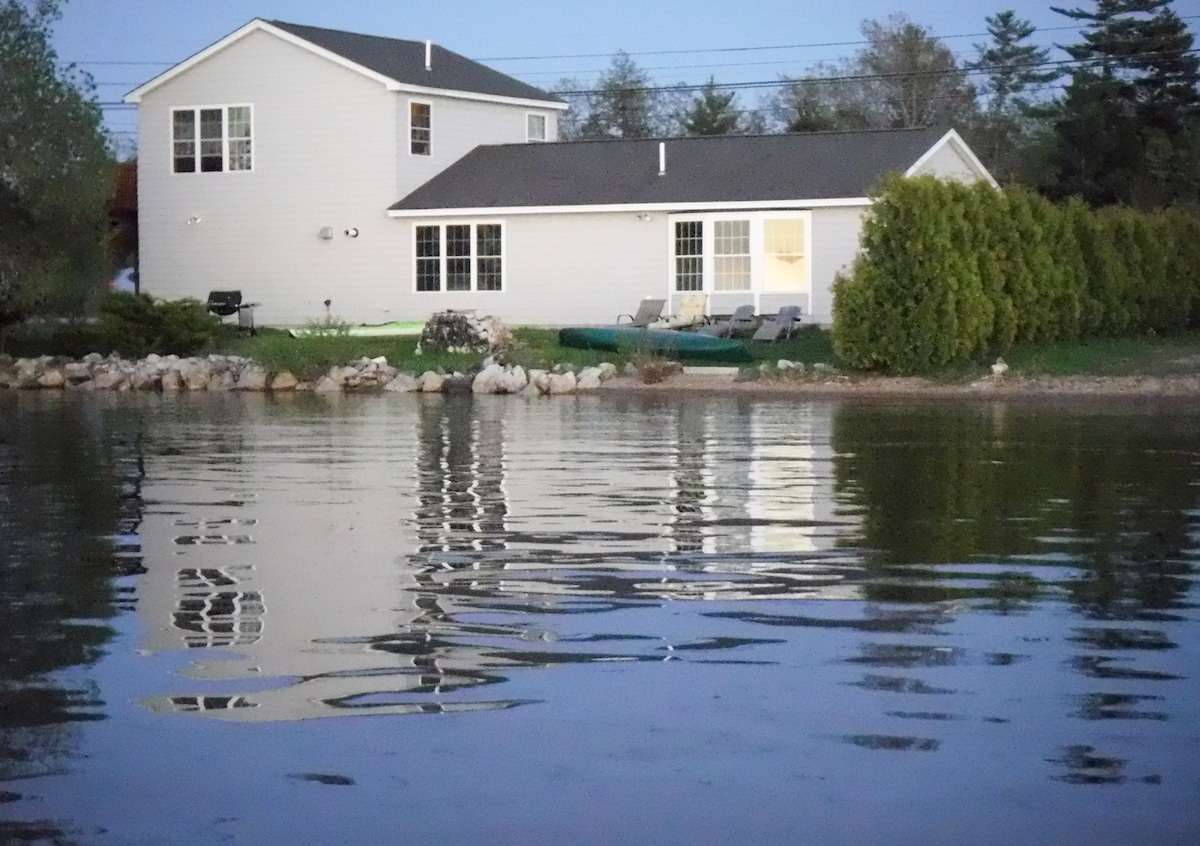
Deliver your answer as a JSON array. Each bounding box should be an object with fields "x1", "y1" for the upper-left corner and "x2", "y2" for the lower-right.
[
  {"x1": 128, "y1": 19, "x2": 995, "y2": 328},
  {"x1": 126, "y1": 19, "x2": 566, "y2": 327}
]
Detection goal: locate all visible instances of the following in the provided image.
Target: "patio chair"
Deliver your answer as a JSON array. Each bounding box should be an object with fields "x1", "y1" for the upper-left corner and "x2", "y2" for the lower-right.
[
  {"x1": 697, "y1": 304, "x2": 757, "y2": 337},
  {"x1": 206, "y1": 290, "x2": 259, "y2": 335},
  {"x1": 653, "y1": 294, "x2": 708, "y2": 329},
  {"x1": 616, "y1": 298, "x2": 666, "y2": 327},
  {"x1": 751, "y1": 305, "x2": 803, "y2": 343}
]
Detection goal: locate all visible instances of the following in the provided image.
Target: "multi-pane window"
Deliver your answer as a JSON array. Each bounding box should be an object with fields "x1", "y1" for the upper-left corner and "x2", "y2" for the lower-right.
[
  {"x1": 446, "y1": 225, "x2": 472, "y2": 291},
  {"x1": 526, "y1": 113, "x2": 547, "y2": 142},
  {"x1": 411, "y1": 101, "x2": 432, "y2": 155},
  {"x1": 476, "y1": 224, "x2": 503, "y2": 291},
  {"x1": 670, "y1": 214, "x2": 811, "y2": 298},
  {"x1": 713, "y1": 220, "x2": 751, "y2": 291},
  {"x1": 172, "y1": 105, "x2": 253, "y2": 173},
  {"x1": 414, "y1": 223, "x2": 503, "y2": 292},
  {"x1": 675, "y1": 221, "x2": 704, "y2": 291},
  {"x1": 416, "y1": 226, "x2": 441, "y2": 291}
]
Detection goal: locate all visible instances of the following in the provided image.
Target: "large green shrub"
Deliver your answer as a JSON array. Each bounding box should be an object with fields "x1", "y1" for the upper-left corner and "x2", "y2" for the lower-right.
[
  {"x1": 96, "y1": 292, "x2": 229, "y2": 358},
  {"x1": 831, "y1": 175, "x2": 994, "y2": 374},
  {"x1": 832, "y1": 176, "x2": 1200, "y2": 372}
]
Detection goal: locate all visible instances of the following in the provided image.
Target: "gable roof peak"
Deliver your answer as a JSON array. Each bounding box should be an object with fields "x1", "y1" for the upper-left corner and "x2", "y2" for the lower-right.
[{"x1": 125, "y1": 17, "x2": 564, "y2": 108}]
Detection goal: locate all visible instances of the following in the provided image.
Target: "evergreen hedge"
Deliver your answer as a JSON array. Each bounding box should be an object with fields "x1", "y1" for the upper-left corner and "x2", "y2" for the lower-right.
[{"x1": 831, "y1": 174, "x2": 1200, "y2": 373}]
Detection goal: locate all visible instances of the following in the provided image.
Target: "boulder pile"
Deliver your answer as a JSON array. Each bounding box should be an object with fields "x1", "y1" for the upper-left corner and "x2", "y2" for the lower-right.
[{"x1": 417, "y1": 311, "x2": 512, "y2": 355}]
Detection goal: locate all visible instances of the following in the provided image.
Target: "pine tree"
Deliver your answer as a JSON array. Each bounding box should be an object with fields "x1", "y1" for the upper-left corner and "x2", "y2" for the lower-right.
[
  {"x1": 680, "y1": 79, "x2": 741, "y2": 136},
  {"x1": 966, "y1": 11, "x2": 1058, "y2": 183},
  {"x1": 579, "y1": 52, "x2": 657, "y2": 140},
  {"x1": 1048, "y1": 0, "x2": 1200, "y2": 206}
]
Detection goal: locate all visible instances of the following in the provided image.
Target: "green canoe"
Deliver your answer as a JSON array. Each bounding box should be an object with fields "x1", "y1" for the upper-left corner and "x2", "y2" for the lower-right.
[{"x1": 559, "y1": 326, "x2": 753, "y2": 363}]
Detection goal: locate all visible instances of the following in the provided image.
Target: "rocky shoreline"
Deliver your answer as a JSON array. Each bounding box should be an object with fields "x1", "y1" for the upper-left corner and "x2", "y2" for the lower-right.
[
  {"x1": 0, "y1": 352, "x2": 619, "y2": 396},
  {"x1": 3, "y1": 352, "x2": 1199, "y2": 400}
]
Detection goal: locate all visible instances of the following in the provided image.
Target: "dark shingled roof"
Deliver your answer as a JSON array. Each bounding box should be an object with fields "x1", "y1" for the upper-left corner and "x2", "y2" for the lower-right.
[
  {"x1": 390, "y1": 128, "x2": 951, "y2": 211},
  {"x1": 267, "y1": 20, "x2": 561, "y2": 104}
]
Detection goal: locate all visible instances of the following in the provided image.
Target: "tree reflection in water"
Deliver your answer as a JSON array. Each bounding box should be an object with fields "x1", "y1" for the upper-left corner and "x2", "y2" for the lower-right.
[{"x1": 0, "y1": 394, "x2": 144, "y2": 841}]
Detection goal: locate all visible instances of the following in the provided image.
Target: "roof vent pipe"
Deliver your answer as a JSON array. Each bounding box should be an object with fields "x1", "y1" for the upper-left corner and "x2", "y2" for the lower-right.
[
  {"x1": 658, "y1": 142, "x2": 666, "y2": 176},
  {"x1": 425, "y1": 40, "x2": 432, "y2": 71}
]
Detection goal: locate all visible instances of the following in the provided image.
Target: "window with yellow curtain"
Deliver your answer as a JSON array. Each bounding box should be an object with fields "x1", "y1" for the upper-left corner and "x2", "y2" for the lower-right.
[{"x1": 763, "y1": 219, "x2": 807, "y2": 292}]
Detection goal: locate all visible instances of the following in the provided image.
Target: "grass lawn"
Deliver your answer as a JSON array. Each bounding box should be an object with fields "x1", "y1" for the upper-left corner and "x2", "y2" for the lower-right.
[
  {"x1": 219, "y1": 325, "x2": 1200, "y2": 380},
  {"x1": 220, "y1": 324, "x2": 847, "y2": 378}
]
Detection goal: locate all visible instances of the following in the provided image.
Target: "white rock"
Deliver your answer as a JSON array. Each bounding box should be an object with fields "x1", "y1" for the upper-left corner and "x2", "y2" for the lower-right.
[
  {"x1": 991, "y1": 358, "x2": 1009, "y2": 376},
  {"x1": 576, "y1": 367, "x2": 603, "y2": 390},
  {"x1": 383, "y1": 373, "x2": 420, "y2": 392},
  {"x1": 598, "y1": 362, "x2": 618, "y2": 380},
  {"x1": 497, "y1": 365, "x2": 528, "y2": 394},
  {"x1": 418, "y1": 371, "x2": 445, "y2": 393},
  {"x1": 37, "y1": 368, "x2": 65, "y2": 389},
  {"x1": 160, "y1": 370, "x2": 183, "y2": 391},
  {"x1": 236, "y1": 367, "x2": 269, "y2": 391},
  {"x1": 546, "y1": 371, "x2": 577, "y2": 395},
  {"x1": 270, "y1": 371, "x2": 299, "y2": 391},
  {"x1": 472, "y1": 363, "x2": 507, "y2": 394},
  {"x1": 313, "y1": 375, "x2": 342, "y2": 394}
]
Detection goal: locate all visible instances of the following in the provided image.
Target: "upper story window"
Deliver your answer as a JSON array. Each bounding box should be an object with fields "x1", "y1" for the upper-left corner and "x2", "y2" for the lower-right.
[
  {"x1": 172, "y1": 105, "x2": 252, "y2": 173},
  {"x1": 526, "y1": 113, "x2": 547, "y2": 142},
  {"x1": 410, "y1": 101, "x2": 431, "y2": 155}
]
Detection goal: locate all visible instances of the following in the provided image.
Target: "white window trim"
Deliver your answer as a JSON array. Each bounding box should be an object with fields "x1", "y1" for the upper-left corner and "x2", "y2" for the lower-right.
[
  {"x1": 409, "y1": 99, "x2": 432, "y2": 157},
  {"x1": 667, "y1": 211, "x2": 813, "y2": 315},
  {"x1": 413, "y1": 221, "x2": 506, "y2": 293},
  {"x1": 170, "y1": 104, "x2": 254, "y2": 175},
  {"x1": 525, "y1": 112, "x2": 548, "y2": 142}
]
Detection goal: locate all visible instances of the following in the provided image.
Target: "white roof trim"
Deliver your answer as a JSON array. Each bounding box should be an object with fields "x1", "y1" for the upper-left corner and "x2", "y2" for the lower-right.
[
  {"x1": 904, "y1": 129, "x2": 999, "y2": 189},
  {"x1": 388, "y1": 197, "x2": 872, "y2": 219},
  {"x1": 125, "y1": 19, "x2": 563, "y2": 109},
  {"x1": 388, "y1": 82, "x2": 568, "y2": 111}
]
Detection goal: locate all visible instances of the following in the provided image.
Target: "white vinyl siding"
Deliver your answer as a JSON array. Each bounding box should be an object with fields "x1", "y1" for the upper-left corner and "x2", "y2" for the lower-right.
[
  {"x1": 172, "y1": 104, "x2": 252, "y2": 173},
  {"x1": 413, "y1": 222, "x2": 504, "y2": 292}
]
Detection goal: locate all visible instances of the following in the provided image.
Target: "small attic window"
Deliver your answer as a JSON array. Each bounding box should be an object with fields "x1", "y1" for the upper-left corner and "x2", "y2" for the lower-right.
[
  {"x1": 526, "y1": 113, "x2": 547, "y2": 143},
  {"x1": 410, "y1": 101, "x2": 431, "y2": 156}
]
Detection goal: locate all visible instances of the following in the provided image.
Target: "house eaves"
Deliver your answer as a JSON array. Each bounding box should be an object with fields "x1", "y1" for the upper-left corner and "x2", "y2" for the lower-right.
[{"x1": 388, "y1": 127, "x2": 962, "y2": 215}]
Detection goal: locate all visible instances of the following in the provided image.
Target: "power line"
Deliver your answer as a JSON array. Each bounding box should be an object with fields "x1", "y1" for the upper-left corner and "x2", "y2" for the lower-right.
[
  {"x1": 472, "y1": 16, "x2": 1200, "y2": 62},
  {"x1": 68, "y1": 14, "x2": 1199, "y2": 68}
]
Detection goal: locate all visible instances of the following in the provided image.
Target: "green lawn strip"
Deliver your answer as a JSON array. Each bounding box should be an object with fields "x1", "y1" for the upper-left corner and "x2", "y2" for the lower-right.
[{"x1": 1000, "y1": 332, "x2": 1200, "y2": 377}]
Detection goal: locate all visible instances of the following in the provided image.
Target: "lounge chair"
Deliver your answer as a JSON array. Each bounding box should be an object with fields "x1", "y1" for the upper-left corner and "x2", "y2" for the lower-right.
[
  {"x1": 751, "y1": 305, "x2": 803, "y2": 342},
  {"x1": 206, "y1": 290, "x2": 258, "y2": 334},
  {"x1": 698, "y1": 304, "x2": 757, "y2": 337},
  {"x1": 653, "y1": 294, "x2": 708, "y2": 329},
  {"x1": 616, "y1": 298, "x2": 666, "y2": 327}
]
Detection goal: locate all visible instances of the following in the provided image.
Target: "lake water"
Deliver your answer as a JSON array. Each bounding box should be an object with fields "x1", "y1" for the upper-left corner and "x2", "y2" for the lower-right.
[{"x1": 2, "y1": 391, "x2": 1198, "y2": 845}]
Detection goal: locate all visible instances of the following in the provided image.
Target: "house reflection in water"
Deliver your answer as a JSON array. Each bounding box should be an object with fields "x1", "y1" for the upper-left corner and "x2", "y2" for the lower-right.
[{"x1": 139, "y1": 396, "x2": 860, "y2": 721}]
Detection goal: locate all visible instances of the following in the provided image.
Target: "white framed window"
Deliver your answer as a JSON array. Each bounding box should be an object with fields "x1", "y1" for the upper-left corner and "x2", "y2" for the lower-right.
[
  {"x1": 526, "y1": 113, "x2": 548, "y2": 142},
  {"x1": 171, "y1": 105, "x2": 252, "y2": 173},
  {"x1": 414, "y1": 222, "x2": 504, "y2": 292},
  {"x1": 410, "y1": 100, "x2": 432, "y2": 155},
  {"x1": 671, "y1": 212, "x2": 812, "y2": 302},
  {"x1": 713, "y1": 219, "x2": 751, "y2": 291}
]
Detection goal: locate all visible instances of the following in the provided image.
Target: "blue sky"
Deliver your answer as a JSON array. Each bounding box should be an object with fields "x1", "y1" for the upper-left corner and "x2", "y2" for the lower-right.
[{"x1": 49, "y1": 0, "x2": 1200, "y2": 150}]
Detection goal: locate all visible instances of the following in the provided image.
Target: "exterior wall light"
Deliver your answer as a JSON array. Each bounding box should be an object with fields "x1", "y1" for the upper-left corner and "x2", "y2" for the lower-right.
[{"x1": 344, "y1": 228, "x2": 359, "y2": 238}]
